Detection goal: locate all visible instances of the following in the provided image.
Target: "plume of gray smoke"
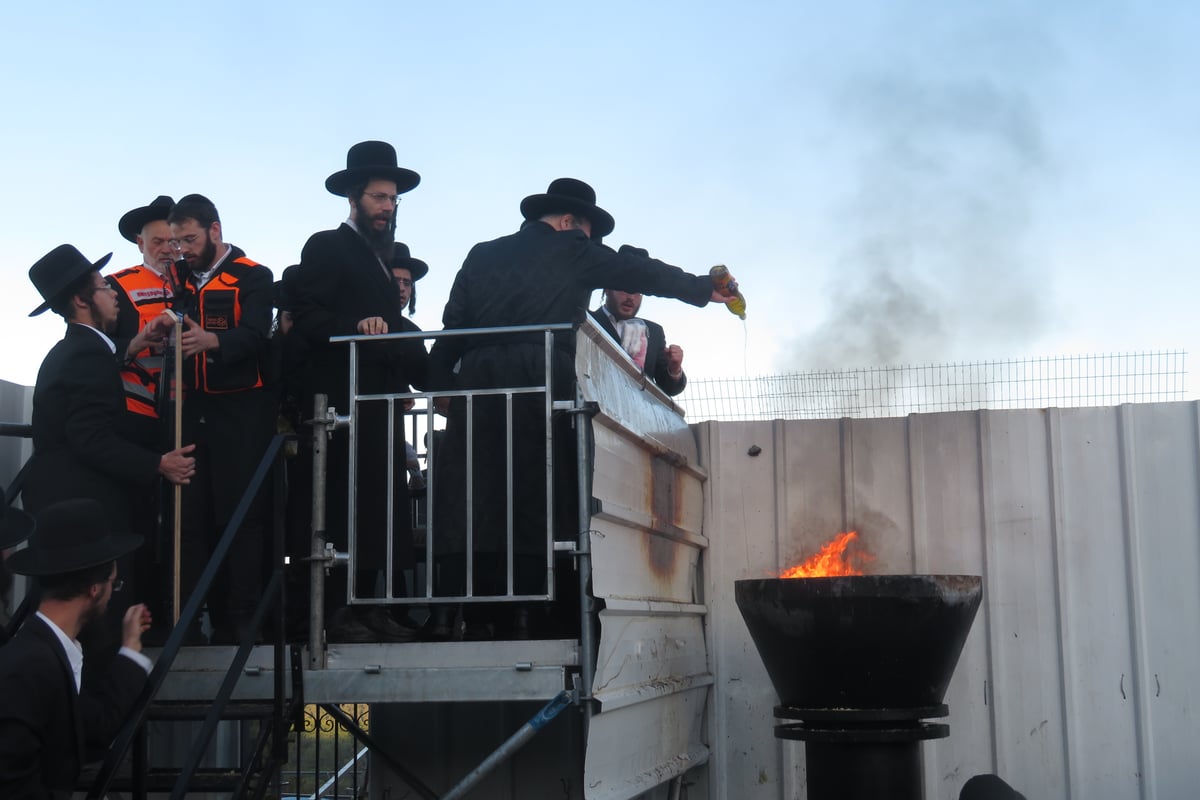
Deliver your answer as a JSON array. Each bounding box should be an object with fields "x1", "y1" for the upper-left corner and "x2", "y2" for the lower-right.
[{"x1": 794, "y1": 63, "x2": 1052, "y2": 371}]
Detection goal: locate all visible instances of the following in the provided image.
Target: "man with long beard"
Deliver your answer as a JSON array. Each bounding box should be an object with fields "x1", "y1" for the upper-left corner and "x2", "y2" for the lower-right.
[
  {"x1": 285, "y1": 141, "x2": 428, "y2": 642},
  {"x1": 168, "y1": 194, "x2": 274, "y2": 644}
]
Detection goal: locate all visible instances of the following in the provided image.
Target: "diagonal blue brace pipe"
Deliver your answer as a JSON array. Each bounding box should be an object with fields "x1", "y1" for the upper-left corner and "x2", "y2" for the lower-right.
[{"x1": 440, "y1": 690, "x2": 574, "y2": 800}]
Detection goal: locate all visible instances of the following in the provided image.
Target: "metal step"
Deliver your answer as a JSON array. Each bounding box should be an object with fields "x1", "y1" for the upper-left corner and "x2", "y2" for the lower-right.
[
  {"x1": 148, "y1": 699, "x2": 279, "y2": 721},
  {"x1": 89, "y1": 767, "x2": 259, "y2": 793}
]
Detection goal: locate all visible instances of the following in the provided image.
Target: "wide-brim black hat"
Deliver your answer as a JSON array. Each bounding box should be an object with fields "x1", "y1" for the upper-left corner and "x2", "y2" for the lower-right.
[
  {"x1": 326, "y1": 141, "x2": 421, "y2": 197},
  {"x1": 520, "y1": 177, "x2": 615, "y2": 240},
  {"x1": 118, "y1": 195, "x2": 175, "y2": 243},
  {"x1": 0, "y1": 485, "x2": 35, "y2": 551},
  {"x1": 7, "y1": 498, "x2": 141, "y2": 576},
  {"x1": 388, "y1": 242, "x2": 428, "y2": 281},
  {"x1": 28, "y1": 245, "x2": 112, "y2": 317}
]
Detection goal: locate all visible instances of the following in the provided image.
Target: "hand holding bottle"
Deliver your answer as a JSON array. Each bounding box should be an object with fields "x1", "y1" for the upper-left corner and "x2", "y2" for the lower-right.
[{"x1": 709, "y1": 265, "x2": 747, "y2": 319}]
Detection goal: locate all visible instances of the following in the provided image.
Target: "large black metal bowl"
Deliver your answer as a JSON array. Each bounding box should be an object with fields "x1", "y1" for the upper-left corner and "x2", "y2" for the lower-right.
[{"x1": 734, "y1": 575, "x2": 982, "y2": 711}]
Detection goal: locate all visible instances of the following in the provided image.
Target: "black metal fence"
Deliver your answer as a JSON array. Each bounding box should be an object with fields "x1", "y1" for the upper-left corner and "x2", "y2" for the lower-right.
[{"x1": 282, "y1": 704, "x2": 370, "y2": 799}]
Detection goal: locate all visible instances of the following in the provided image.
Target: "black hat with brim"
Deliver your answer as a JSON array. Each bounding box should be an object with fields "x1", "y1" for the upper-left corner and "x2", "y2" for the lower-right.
[
  {"x1": 274, "y1": 265, "x2": 300, "y2": 311},
  {"x1": 118, "y1": 195, "x2": 175, "y2": 243},
  {"x1": 520, "y1": 177, "x2": 615, "y2": 240},
  {"x1": 326, "y1": 141, "x2": 421, "y2": 197},
  {"x1": 28, "y1": 245, "x2": 112, "y2": 317},
  {"x1": 0, "y1": 485, "x2": 35, "y2": 551},
  {"x1": 388, "y1": 242, "x2": 429, "y2": 282},
  {"x1": 7, "y1": 498, "x2": 141, "y2": 576}
]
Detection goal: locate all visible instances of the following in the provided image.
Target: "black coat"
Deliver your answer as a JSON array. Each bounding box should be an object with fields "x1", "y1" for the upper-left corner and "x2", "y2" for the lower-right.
[
  {"x1": 22, "y1": 324, "x2": 162, "y2": 529},
  {"x1": 428, "y1": 221, "x2": 711, "y2": 390},
  {"x1": 588, "y1": 308, "x2": 687, "y2": 396},
  {"x1": 428, "y1": 222, "x2": 711, "y2": 573},
  {"x1": 0, "y1": 615, "x2": 146, "y2": 799},
  {"x1": 285, "y1": 225, "x2": 429, "y2": 579},
  {"x1": 287, "y1": 224, "x2": 428, "y2": 407}
]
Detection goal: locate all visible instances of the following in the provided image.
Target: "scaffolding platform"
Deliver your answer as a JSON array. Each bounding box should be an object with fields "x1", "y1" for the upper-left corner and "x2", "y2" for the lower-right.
[{"x1": 150, "y1": 639, "x2": 580, "y2": 705}]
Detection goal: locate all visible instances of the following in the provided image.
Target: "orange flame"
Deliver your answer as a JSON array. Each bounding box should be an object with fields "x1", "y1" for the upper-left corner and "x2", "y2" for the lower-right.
[{"x1": 780, "y1": 531, "x2": 870, "y2": 578}]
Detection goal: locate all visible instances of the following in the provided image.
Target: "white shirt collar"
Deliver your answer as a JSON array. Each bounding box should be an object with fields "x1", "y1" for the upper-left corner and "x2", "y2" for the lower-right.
[
  {"x1": 37, "y1": 611, "x2": 84, "y2": 692},
  {"x1": 190, "y1": 244, "x2": 233, "y2": 289},
  {"x1": 73, "y1": 321, "x2": 116, "y2": 354}
]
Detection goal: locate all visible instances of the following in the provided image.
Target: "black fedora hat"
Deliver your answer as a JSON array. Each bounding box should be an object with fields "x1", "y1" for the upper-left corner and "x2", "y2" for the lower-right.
[
  {"x1": 7, "y1": 498, "x2": 141, "y2": 576},
  {"x1": 326, "y1": 141, "x2": 421, "y2": 197},
  {"x1": 520, "y1": 178, "x2": 615, "y2": 240},
  {"x1": 0, "y1": 486, "x2": 35, "y2": 551},
  {"x1": 118, "y1": 195, "x2": 175, "y2": 243},
  {"x1": 388, "y1": 242, "x2": 428, "y2": 282},
  {"x1": 28, "y1": 244, "x2": 112, "y2": 317}
]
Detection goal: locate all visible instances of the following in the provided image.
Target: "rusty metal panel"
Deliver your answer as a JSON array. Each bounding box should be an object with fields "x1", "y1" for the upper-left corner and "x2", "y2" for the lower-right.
[
  {"x1": 700, "y1": 403, "x2": 1200, "y2": 800},
  {"x1": 577, "y1": 322, "x2": 712, "y2": 800}
]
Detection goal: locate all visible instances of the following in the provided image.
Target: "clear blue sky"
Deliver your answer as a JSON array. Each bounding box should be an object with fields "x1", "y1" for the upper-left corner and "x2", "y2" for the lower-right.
[{"x1": 2, "y1": 1, "x2": 1196, "y2": 389}]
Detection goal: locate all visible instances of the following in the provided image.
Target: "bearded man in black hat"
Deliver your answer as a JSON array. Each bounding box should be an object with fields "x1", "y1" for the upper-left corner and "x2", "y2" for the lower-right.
[
  {"x1": 285, "y1": 141, "x2": 430, "y2": 642},
  {"x1": 0, "y1": 499, "x2": 152, "y2": 798},
  {"x1": 426, "y1": 178, "x2": 735, "y2": 638}
]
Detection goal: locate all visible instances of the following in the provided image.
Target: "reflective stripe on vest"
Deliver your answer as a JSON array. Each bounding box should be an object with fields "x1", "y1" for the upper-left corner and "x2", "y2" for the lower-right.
[{"x1": 111, "y1": 265, "x2": 173, "y2": 418}]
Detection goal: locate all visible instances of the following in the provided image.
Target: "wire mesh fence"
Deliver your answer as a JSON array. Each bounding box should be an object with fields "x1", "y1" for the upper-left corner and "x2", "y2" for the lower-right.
[{"x1": 677, "y1": 351, "x2": 1188, "y2": 422}]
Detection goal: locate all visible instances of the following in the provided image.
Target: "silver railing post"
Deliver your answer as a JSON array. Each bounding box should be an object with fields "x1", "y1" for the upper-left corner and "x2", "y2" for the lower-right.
[
  {"x1": 309, "y1": 393, "x2": 330, "y2": 669},
  {"x1": 574, "y1": 382, "x2": 596, "y2": 727}
]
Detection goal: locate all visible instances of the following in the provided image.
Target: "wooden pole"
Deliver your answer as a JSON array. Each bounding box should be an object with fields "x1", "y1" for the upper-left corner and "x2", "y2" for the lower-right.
[{"x1": 172, "y1": 313, "x2": 184, "y2": 623}]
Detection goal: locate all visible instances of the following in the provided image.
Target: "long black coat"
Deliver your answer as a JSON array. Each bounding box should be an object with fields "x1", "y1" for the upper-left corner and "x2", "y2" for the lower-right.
[
  {"x1": 0, "y1": 615, "x2": 146, "y2": 799},
  {"x1": 428, "y1": 222, "x2": 711, "y2": 589},
  {"x1": 588, "y1": 308, "x2": 687, "y2": 396},
  {"x1": 22, "y1": 324, "x2": 162, "y2": 529},
  {"x1": 286, "y1": 225, "x2": 429, "y2": 585}
]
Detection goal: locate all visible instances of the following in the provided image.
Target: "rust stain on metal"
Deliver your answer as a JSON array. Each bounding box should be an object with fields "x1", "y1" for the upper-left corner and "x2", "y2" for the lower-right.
[{"x1": 644, "y1": 456, "x2": 682, "y2": 579}]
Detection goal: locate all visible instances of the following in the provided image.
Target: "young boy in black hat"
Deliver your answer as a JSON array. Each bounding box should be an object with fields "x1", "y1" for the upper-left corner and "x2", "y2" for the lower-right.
[{"x1": 0, "y1": 498, "x2": 152, "y2": 797}]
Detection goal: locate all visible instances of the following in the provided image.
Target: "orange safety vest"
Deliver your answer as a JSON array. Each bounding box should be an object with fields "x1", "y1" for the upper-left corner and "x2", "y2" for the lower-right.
[
  {"x1": 110, "y1": 264, "x2": 173, "y2": 418},
  {"x1": 188, "y1": 256, "x2": 266, "y2": 393}
]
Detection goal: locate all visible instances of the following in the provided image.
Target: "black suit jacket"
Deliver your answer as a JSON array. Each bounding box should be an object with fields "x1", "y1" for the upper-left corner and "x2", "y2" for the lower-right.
[
  {"x1": 22, "y1": 324, "x2": 162, "y2": 528},
  {"x1": 588, "y1": 308, "x2": 687, "y2": 396},
  {"x1": 429, "y1": 221, "x2": 711, "y2": 391},
  {"x1": 287, "y1": 224, "x2": 428, "y2": 408},
  {"x1": 0, "y1": 615, "x2": 146, "y2": 799}
]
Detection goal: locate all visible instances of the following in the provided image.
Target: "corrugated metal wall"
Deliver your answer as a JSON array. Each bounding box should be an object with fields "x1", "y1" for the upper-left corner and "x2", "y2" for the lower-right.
[{"x1": 699, "y1": 403, "x2": 1200, "y2": 800}]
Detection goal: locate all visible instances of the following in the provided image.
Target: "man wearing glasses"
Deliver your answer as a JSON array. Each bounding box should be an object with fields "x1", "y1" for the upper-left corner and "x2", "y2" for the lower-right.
[
  {"x1": 0, "y1": 499, "x2": 152, "y2": 797},
  {"x1": 284, "y1": 141, "x2": 429, "y2": 642},
  {"x1": 166, "y1": 194, "x2": 274, "y2": 645},
  {"x1": 23, "y1": 244, "x2": 196, "y2": 536}
]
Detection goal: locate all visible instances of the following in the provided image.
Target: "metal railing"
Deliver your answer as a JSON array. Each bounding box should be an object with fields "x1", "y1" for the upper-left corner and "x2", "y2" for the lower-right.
[
  {"x1": 311, "y1": 324, "x2": 583, "y2": 610},
  {"x1": 87, "y1": 432, "x2": 295, "y2": 800}
]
